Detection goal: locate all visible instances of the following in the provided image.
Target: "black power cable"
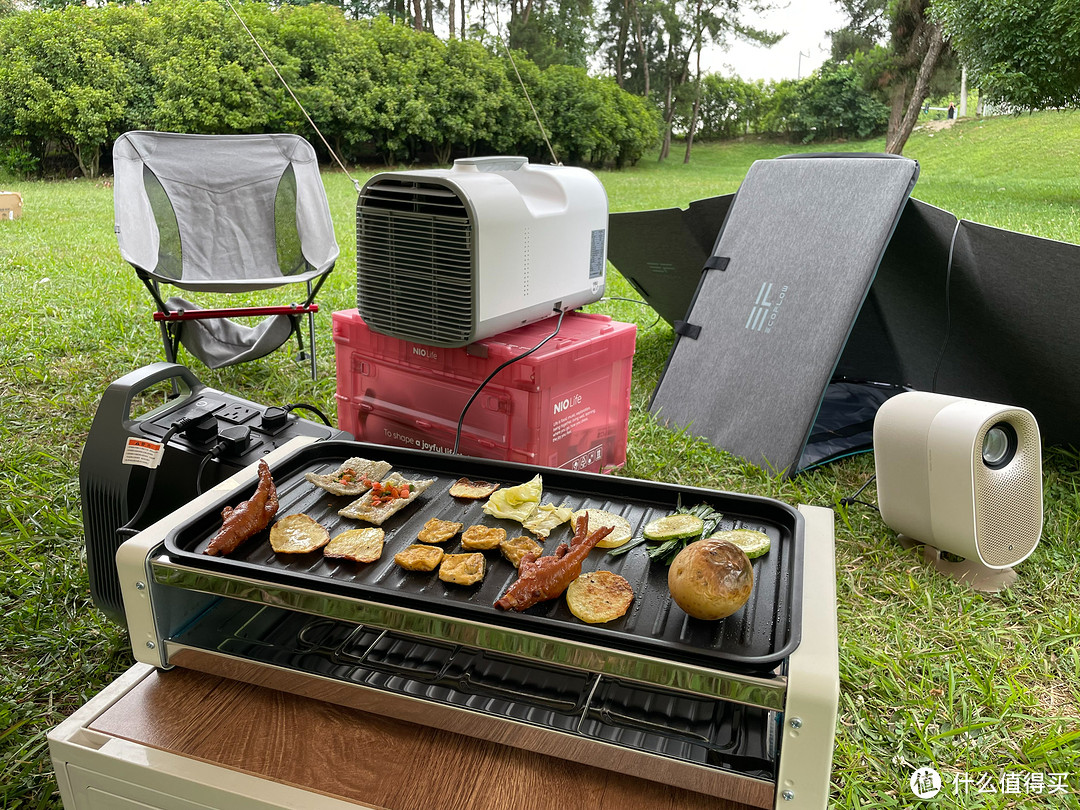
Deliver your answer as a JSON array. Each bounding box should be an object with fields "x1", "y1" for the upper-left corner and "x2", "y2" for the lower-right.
[
  {"x1": 195, "y1": 425, "x2": 252, "y2": 496},
  {"x1": 115, "y1": 415, "x2": 203, "y2": 539},
  {"x1": 285, "y1": 402, "x2": 332, "y2": 426},
  {"x1": 453, "y1": 307, "x2": 567, "y2": 455},
  {"x1": 600, "y1": 296, "x2": 662, "y2": 329},
  {"x1": 930, "y1": 220, "x2": 962, "y2": 393}
]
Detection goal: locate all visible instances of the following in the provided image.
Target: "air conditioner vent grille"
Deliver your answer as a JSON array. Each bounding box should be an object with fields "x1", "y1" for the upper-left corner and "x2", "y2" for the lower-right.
[{"x1": 357, "y1": 180, "x2": 474, "y2": 345}]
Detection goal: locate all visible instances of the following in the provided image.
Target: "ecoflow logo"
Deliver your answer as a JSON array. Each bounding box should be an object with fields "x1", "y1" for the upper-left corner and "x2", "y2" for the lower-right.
[{"x1": 745, "y1": 281, "x2": 789, "y2": 334}]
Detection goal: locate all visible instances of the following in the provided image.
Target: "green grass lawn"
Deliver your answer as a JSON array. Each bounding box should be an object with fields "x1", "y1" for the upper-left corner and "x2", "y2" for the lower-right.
[{"x1": 2, "y1": 110, "x2": 1079, "y2": 809}]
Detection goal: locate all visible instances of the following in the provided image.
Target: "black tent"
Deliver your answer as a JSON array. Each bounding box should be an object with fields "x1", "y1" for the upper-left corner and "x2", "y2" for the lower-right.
[{"x1": 609, "y1": 154, "x2": 1079, "y2": 475}]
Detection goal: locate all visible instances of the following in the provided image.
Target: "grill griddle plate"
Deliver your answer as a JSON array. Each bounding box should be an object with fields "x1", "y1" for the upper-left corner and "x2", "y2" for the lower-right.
[{"x1": 163, "y1": 441, "x2": 803, "y2": 673}]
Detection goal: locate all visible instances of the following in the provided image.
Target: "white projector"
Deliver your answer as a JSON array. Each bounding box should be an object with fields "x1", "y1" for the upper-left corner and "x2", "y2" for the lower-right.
[
  {"x1": 356, "y1": 156, "x2": 608, "y2": 347},
  {"x1": 873, "y1": 391, "x2": 1043, "y2": 588}
]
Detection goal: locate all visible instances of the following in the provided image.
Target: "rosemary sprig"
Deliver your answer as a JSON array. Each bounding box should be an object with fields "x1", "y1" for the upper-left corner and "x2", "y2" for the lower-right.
[{"x1": 605, "y1": 534, "x2": 649, "y2": 557}]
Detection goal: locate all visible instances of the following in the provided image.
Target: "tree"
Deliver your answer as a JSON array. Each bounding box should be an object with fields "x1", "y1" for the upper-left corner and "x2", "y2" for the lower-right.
[
  {"x1": 609, "y1": 81, "x2": 661, "y2": 165},
  {"x1": 825, "y1": 0, "x2": 963, "y2": 152},
  {"x1": 0, "y1": 1, "x2": 657, "y2": 173},
  {"x1": 0, "y1": 7, "x2": 133, "y2": 177},
  {"x1": 611, "y1": 0, "x2": 778, "y2": 161},
  {"x1": 758, "y1": 78, "x2": 801, "y2": 137},
  {"x1": 794, "y1": 63, "x2": 889, "y2": 141},
  {"x1": 830, "y1": 0, "x2": 953, "y2": 154},
  {"x1": 696, "y1": 74, "x2": 765, "y2": 138},
  {"x1": 827, "y1": 0, "x2": 959, "y2": 154},
  {"x1": 596, "y1": 0, "x2": 655, "y2": 95},
  {"x1": 144, "y1": 2, "x2": 280, "y2": 135},
  {"x1": 425, "y1": 37, "x2": 515, "y2": 162},
  {"x1": 828, "y1": 0, "x2": 888, "y2": 61},
  {"x1": 934, "y1": 0, "x2": 1080, "y2": 109},
  {"x1": 880, "y1": 0, "x2": 947, "y2": 154},
  {"x1": 507, "y1": 0, "x2": 593, "y2": 68},
  {"x1": 597, "y1": 0, "x2": 778, "y2": 161}
]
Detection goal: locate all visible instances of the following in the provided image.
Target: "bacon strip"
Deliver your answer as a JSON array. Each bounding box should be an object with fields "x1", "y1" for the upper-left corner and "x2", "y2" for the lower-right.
[
  {"x1": 205, "y1": 460, "x2": 279, "y2": 556},
  {"x1": 495, "y1": 515, "x2": 613, "y2": 611}
]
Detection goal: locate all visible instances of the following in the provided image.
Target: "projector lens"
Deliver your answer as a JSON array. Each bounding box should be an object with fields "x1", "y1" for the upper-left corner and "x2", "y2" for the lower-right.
[{"x1": 982, "y1": 422, "x2": 1017, "y2": 468}]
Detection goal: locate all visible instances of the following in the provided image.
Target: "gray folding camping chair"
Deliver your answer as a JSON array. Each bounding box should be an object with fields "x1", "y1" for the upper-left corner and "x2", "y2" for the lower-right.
[{"x1": 112, "y1": 131, "x2": 340, "y2": 379}]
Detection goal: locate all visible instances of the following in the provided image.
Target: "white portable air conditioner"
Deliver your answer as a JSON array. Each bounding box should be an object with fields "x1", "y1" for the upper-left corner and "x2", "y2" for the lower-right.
[{"x1": 356, "y1": 156, "x2": 608, "y2": 347}]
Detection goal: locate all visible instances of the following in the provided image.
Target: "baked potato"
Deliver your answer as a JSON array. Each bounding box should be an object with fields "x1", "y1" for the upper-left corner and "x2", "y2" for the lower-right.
[{"x1": 667, "y1": 538, "x2": 753, "y2": 620}]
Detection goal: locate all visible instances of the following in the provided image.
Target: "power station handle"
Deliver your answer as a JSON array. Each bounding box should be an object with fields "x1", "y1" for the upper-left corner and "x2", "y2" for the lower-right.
[
  {"x1": 453, "y1": 156, "x2": 529, "y2": 173},
  {"x1": 102, "y1": 362, "x2": 205, "y2": 431}
]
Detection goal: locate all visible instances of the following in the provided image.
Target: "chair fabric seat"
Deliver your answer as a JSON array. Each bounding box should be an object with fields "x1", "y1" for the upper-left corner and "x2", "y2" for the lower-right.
[{"x1": 165, "y1": 297, "x2": 294, "y2": 370}]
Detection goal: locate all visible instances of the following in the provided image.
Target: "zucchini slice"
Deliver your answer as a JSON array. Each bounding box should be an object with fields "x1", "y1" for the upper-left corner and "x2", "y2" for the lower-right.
[
  {"x1": 708, "y1": 529, "x2": 771, "y2": 559},
  {"x1": 642, "y1": 514, "x2": 705, "y2": 542}
]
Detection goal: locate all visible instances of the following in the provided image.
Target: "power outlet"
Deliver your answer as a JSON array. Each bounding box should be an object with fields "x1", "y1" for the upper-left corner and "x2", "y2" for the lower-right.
[{"x1": 217, "y1": 403, "x2": 260, "y2": 424}]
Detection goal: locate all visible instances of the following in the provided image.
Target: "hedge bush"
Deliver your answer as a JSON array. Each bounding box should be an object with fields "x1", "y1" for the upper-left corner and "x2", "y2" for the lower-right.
[{"x1": 0, "y1": 1, "x2": 661, "y2": 177}]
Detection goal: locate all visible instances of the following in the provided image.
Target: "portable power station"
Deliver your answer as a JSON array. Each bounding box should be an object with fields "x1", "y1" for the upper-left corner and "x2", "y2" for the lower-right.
[{"x1": 80, "y1": 363, "x2": 350, "y2": 624}]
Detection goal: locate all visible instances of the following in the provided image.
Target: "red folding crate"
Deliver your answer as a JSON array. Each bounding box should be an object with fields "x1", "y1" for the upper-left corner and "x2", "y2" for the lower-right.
[{"x1": 333, "y1": 310, "x2": 636, "y2": 473}]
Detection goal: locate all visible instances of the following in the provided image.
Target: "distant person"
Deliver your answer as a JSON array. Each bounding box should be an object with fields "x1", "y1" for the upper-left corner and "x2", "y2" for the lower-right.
[{"x1": 948, "y1": 103, "x2": 956, "y2": 119}]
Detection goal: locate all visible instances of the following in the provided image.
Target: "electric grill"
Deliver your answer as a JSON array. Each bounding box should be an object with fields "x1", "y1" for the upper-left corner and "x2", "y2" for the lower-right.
[{"x1": 117, "y1": 438, "x2": 838, "y2": 809}]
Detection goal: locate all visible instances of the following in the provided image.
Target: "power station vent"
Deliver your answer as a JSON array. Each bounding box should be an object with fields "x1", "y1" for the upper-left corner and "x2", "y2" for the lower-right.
[{"x1": 357, "y1": 179, "x2": 474, "y2": 345}]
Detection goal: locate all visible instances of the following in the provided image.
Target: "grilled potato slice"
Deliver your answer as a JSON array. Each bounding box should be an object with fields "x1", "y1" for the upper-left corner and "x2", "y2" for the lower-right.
[
  {"x1": 499, "y1": 535, "x2": 544, "y2": 568},
  {"x1": 566, "y1": 570, "x2": 634, "y2": 624},
  {"x1": 417, "y1": 518, "x2": 464, "y2": 544},
  {"x1": 324, "y1": 527, "x2": 385, "y2": 563},
  {"x1": 270, "y1": 514, "x2": 331, "y2": 554},
  {"x1": 394, "y1": 544, "x2": 445, "y2": 572},
  {"x1": 438, "y1": 552, "x2": 486, "y2": 585},
  {"x1": 461, "y1": 524, "x2": 506, "y2": 550}
]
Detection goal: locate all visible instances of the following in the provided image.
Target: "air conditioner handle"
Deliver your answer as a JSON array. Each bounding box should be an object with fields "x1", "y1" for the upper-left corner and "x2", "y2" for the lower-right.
[{"x1": 453, "y1": 156, "x2": 528, "y2": 173}]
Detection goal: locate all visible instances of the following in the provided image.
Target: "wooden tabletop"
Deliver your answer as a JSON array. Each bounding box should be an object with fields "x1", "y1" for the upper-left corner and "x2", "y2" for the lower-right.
[{"x1": 90, "y1": 667, "x2": 760, "y2": 810}]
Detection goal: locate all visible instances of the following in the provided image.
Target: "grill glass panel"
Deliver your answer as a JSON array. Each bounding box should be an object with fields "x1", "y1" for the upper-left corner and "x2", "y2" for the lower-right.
[
  {"x1": 357, "y1": 179, "x2": 474, "y2": 345},
  {"x1": 171, "y1": 600, "x2": 778, "y2": 782}
]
